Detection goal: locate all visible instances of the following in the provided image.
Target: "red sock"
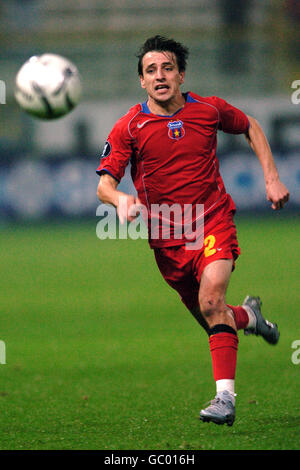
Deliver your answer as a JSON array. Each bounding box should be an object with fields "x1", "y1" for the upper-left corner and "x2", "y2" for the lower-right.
[
  {"x1": 227, "y1": 304, "x2": 249, "y2": 330},
  {"x1": 209, "y1": 332, "x2": 239, "y2": 381}
]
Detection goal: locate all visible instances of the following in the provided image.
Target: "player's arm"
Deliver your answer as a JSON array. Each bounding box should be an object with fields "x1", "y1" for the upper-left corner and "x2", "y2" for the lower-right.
[
  {"x1": 97, "y1": 173, "x2": 141, "y2": 223},
  {"x1": 245, "y1": 115, "x2": 290, "y2": 210}
]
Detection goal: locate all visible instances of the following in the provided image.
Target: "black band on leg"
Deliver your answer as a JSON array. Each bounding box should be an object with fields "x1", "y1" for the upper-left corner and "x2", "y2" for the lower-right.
[{"x1": 208, "y1": 324, "x2": 237, "y2": 337}]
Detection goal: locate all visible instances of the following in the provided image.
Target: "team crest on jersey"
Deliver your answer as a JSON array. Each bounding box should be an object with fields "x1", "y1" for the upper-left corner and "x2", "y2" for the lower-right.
[{"x1": 167, "y1": 120, "x2": 185, "y2": 140}]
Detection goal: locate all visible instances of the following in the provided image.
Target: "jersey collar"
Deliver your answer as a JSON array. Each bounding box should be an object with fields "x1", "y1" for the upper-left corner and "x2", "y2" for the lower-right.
[{"x1": 141, "y1": 92, "x2": 195, "y2": 117}]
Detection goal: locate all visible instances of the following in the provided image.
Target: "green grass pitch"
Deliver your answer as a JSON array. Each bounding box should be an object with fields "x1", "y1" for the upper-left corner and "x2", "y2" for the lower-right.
[{"x1": 0, "y1": 215, "x2": 299, "y2": 450}]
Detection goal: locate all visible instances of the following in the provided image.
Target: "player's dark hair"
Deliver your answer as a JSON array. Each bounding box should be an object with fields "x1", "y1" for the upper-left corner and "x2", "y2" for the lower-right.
[{"x1": 137, "y1": 35, "x2": 189, "y2": 75}]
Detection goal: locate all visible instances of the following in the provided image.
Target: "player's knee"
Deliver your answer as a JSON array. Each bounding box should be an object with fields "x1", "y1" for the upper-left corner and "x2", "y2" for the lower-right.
[{"x1": 199, "y1": 295, "x2": 224, "y2": 320}]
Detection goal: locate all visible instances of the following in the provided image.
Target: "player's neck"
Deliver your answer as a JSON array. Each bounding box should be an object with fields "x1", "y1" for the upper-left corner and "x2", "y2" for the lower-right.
[{"x1": 147, "y1": 93, "x2": 185, "y2": 116}]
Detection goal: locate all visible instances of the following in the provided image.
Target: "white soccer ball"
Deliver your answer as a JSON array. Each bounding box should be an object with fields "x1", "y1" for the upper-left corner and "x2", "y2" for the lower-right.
[{"x1": 15, "y1": 53, "x2": 82, "y2": 120}]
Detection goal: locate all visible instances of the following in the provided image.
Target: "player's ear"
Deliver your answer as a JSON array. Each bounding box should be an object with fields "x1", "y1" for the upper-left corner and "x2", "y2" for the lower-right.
[
  {"x1": 179, "y1": 71, "x2": 185, "y2": 85},
  {"x1": 140, "y1": 74, "x2": 146, "y2": 89}
]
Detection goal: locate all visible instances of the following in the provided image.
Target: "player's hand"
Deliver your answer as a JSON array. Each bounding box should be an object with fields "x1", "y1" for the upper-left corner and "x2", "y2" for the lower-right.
[
  {"x1": 117, "y1": 194, "x2": 143, "y2": 223},
  {"x1": 266, "y1": 179, "x2": 290, "y2": 210}
]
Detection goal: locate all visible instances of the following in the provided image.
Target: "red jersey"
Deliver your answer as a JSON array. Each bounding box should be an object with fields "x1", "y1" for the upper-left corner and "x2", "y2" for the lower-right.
[{"x1": 96, "y1": 92, "x2": 249, "y2": 248}]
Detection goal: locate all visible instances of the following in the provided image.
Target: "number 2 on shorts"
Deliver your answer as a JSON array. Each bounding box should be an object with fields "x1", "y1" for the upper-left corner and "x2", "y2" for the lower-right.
[{"x1": 204, "y1": 234, "x2": 216, "y2": 257}]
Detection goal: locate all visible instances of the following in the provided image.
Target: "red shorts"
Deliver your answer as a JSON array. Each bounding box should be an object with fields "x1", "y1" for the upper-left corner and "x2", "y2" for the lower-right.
[{"x1": 153, "y1": 200, "x2": 240, "y2": 311}]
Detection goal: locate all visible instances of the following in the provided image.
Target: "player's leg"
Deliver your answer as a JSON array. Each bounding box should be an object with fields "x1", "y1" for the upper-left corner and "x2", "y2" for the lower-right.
[
  {"x1": 226, "y1": 304, "x2": 253, "y2": 330},
  {"x1": 153, "y1": 242, "x2": 252, "y2": 335},
  {"x1": 199, "y1": 259, "x2": 238, "y2": 398},
  {"x1": 242, "y1": 296, "x2": 280, "y2": 344},
  {"x1": 226, "y1": 298, "x2": 279, "y2": 344},
  {"x1": 198, "y1": 258, "x2": 236, "y2": 330},
  {"x1": 198, "y1": 259, "x2": 238, "y2": 426},
  {"x1": 189, "y1": 295, "x2": 252, "y2": 333}
]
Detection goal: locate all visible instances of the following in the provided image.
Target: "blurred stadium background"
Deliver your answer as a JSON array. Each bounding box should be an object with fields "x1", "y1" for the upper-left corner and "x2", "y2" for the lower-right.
[{"x1": 0, "y1": 0, "x2": 300, "y2": 220}]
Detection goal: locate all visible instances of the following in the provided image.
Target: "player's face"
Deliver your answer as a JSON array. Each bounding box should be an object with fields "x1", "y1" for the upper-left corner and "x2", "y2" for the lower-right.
[{"x1": 140, "y1": 51, "x2": 185, "y2": 104}]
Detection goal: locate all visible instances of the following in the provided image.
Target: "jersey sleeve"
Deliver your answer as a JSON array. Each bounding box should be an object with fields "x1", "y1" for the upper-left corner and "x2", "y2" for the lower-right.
[
  {"x1": 96, "y1": 116, "x2": 133, "y2": 182},
  {"x1": 212, "y1": 97, "x2": 249, "y2": 134}
]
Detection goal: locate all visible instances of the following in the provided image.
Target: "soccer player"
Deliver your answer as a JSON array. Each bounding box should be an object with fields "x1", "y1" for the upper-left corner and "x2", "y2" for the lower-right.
[{"x1": 96, "y1": 36, "x2": 289, "y2": 426}]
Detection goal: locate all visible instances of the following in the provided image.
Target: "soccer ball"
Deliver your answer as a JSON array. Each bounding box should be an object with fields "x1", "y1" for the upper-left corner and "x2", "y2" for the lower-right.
[{"x1": 15, "y1": 53, "x2": 82, "y2": 120}]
